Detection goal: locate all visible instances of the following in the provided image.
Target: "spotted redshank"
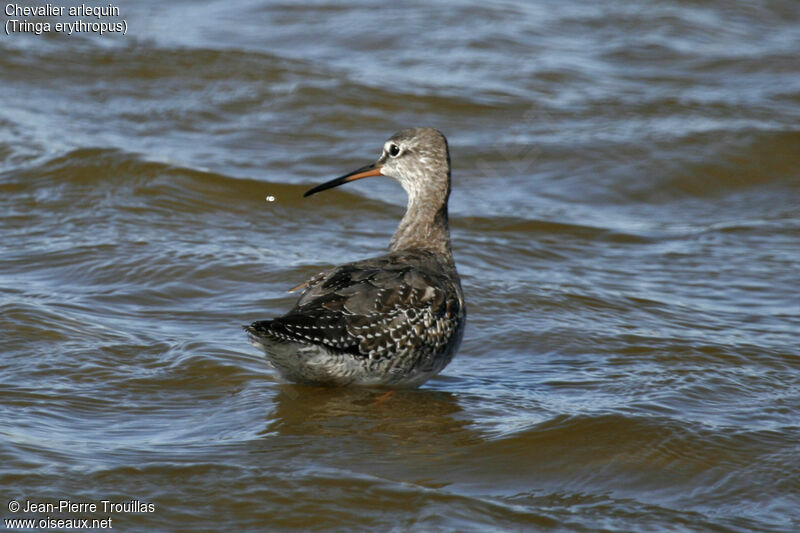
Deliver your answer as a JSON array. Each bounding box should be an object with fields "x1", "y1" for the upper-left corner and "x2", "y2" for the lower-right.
[{"x1": 245, "y1": 128, "x2": 465, "y2": 387}]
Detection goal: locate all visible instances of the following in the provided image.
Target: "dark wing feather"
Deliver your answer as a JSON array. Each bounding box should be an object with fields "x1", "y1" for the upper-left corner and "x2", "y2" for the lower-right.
[{"x1": 248, "y1": 250, "x2": 462, "y2": 360}]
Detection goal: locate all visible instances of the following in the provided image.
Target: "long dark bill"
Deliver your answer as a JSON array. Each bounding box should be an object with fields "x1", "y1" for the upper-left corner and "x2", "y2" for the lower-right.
[{"x1": 303, "y1": 163, "x2": 383, "y2": 197}]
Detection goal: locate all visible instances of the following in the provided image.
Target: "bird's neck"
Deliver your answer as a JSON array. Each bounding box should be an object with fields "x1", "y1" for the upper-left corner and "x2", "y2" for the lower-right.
[{"x1": 389, "y1": 194, "x2": 452, "y2": 258}]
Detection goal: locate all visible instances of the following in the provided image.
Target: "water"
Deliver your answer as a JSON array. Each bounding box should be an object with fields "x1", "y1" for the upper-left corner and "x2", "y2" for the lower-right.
[{"x1": 2, "y1": 1, "x2": 799, "y2": 531}]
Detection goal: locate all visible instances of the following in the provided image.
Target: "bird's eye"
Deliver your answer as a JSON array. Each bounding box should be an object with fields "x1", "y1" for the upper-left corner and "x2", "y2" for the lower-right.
[{"x1": 388, "y1": 144, "x2": 400, "y2": 157}]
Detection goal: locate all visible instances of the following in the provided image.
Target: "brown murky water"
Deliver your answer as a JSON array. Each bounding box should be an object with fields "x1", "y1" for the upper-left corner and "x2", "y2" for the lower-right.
[{"x1": 2, "y1": 1, "x2": 799, "y2": 531}]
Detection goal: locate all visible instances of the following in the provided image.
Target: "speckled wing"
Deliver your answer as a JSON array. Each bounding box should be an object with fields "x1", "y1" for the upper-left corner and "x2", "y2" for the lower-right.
[{"x1": 248, "y1": 251, "x2": 464, "y2": 361}]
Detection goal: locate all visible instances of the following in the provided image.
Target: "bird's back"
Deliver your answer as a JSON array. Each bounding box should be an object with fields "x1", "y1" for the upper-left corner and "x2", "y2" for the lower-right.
[{"x1": 246, "y1": 248, "x2": 465, "y2": 386}]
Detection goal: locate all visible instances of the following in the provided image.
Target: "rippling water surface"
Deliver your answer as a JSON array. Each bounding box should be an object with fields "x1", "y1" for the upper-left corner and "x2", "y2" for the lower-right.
[{"x1": 2, "y1": 1, "x2": 799, "y2": 531}]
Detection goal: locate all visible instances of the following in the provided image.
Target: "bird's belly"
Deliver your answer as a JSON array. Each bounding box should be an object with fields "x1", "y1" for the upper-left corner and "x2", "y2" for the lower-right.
[{"x1": 251, "y1": 337, "x2": 454, "y2": 388}]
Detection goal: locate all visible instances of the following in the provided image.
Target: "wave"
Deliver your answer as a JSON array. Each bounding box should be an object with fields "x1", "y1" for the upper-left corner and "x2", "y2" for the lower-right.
[
  {"x1": 1, "y1": 147, "x2": 312, "y2": 213},
  {"x1": 461, "y1": 413, "x2": 799, "y2": 507},
  {"x1": 581, "y1": 127, "x2": 799, "y2": 206}
]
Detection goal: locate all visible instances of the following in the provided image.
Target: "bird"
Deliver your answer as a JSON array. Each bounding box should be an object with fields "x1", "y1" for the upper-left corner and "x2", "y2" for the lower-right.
[{"x1": 245, "y1": 127, "x2": 465, "y2": 387}]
